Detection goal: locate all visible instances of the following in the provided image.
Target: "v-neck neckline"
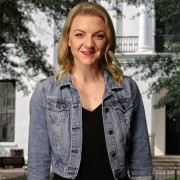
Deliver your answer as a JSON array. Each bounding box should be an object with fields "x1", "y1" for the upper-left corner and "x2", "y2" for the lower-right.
[{"x1": 82, "y1": 104, "x2": 102, "y2": 113}]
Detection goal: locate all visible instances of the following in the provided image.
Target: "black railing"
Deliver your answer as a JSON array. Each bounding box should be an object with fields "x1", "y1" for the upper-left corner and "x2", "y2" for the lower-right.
[
  {"x1": 155, "y1": 35, "x2": 180, "y2": 53},
  {"x1": 153, "y1": 162, "x2": 180, "y2": 180},
  {"x1": 116, "y1": 35, "x2": 180, "y2": 53},
  {"x1": 153, "y1": 169, "x2": 180, "y2": 180},
  {"x1": 116, "y1": 36, "x2": 138, "y2": 53}
]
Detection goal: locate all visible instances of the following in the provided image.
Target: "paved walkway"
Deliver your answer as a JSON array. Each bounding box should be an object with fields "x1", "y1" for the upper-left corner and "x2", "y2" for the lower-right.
[{"x1": 0, "y1": 168, "x2": 26, "y2": 179}]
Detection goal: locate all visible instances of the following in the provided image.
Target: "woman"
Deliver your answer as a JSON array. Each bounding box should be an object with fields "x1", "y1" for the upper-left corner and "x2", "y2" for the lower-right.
[{"x1": 28, "y1": 2, "x2": 152, "y2": 180}]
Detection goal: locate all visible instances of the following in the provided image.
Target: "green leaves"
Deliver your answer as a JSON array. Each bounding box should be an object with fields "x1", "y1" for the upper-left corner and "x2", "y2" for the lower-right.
[
  {"x1": 0, "y1": 0, "x2": 54, "y2": 94},
  {"x1": 121, "y1": 0, "x2": 180, "y2": 117},
  {"x1": 125, "y1": 51, "x2": 180, "y2": 117}
]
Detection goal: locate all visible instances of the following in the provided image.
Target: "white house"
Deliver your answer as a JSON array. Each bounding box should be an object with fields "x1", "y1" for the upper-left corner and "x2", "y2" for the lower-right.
[
  {"x1": 0, "y1": 0, "x2": 179, "y2": 164},
  {"x1": 0, "y1": 9, "x2": 55, "y2": 162}
]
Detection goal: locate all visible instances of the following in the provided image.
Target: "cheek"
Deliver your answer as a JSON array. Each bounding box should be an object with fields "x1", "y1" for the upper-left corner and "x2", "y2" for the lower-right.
[
  {"x1": 69, "y1": 44, "x2": 77, "y2": 53},
  {"x1": 69, "y1": 40, "x2": 82, "y2": 52},
  {"x1": 68, "y1": 39, "x2": 75, "y2": 51},
  {"x1": 98, "y1": 41, "x2": 107, "y2": 52},
  {"x1": 68, "y1": 37, "x2": 76, "y2": 47},
  {"x1": 68, "y1": 43, "x2": 80, "y2": 56}
]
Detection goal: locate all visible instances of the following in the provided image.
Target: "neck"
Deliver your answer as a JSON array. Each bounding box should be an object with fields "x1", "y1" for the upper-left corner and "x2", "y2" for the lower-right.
[{"x1": 71, "y1": 65, "x2": 103, "y2": 83}]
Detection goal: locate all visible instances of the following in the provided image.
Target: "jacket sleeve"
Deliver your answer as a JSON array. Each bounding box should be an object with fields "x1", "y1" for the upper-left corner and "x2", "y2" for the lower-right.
[
  {"x1": 128, "y1": 78, "x2": 153, "y2": 180},
  {"x1": 27, "y1": 81, "x2": 51, "y2": 180}
]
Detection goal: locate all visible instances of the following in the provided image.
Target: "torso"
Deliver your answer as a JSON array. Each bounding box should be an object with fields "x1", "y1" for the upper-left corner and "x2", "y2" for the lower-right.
[{"x1": 53, "y1": 104, "x2": 115, "y2": 180}]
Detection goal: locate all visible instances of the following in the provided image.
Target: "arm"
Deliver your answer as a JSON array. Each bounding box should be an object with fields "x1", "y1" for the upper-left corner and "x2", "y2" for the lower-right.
[
  {"x1": 128, "y1": 79, "x2": 153, "y2": 179},
  {"x1": 27, "y1": 81, "x2": 51, "y2": 180}
]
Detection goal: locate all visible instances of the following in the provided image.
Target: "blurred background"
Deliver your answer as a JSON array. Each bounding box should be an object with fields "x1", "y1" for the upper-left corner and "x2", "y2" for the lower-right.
[{"x1": 0, "y1": 0, "x2": 179, "y2": 179}]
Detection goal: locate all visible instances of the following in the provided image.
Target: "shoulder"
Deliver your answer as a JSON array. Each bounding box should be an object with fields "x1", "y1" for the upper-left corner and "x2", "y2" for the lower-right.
[
  {"x1": 122, "y1": 76, "x2": 143, "y2": 108},
  {"x1": 38, "y1": 76, "x2": 55, "y2": 85},
  {"x1": 121, "y1": 75, "x2": 142, "y2": 104},
  {"x1": 31, "y1": 76, "x2": 58, "y2": 105},
  {"x1": 36, "y1": 76, "x2": 58, "y2": 90},
  {"x1": 121, "y1": 75, "x2": 139, "y2": 91},
  {"x1": 32, "y1": 76, "x2": 57, "y2": 97}
]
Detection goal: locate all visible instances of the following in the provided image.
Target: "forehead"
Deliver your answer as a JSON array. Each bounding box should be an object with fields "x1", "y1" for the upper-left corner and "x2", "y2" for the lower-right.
[{"x1": 70, "y1": 15, "x2": 105, "y2": 31}]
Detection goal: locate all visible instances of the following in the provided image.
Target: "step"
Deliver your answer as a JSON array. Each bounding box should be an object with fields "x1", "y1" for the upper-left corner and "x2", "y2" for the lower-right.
[{"x1": 152, "y1": 156, "x2": 180, "y2": 170}]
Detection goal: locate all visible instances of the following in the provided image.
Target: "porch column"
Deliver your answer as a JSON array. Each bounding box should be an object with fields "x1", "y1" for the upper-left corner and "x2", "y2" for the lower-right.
[{"x1": 138, "y1": 1, "x2": 154, "y2": 52}]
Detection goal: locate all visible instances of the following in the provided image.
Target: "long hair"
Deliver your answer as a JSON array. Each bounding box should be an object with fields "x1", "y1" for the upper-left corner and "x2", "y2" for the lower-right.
[{"x1": 55, "y1": 2, "x2": 123, "y2": 84}]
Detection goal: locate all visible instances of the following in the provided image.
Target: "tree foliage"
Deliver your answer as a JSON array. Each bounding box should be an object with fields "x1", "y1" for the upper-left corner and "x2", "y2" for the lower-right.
[
  {"x1": 155, "y1": 0, "x2": 180, "y2": 34},
  {"x1": 23, "y1": 0, "x2": 87, "y2": 41},
  {"x1": 125, "y1": 44, "x2": 180, "y2": 118},
  {"x1": 124, "y1": 0, "x2": 180, "y2": 117},
  {"x1": 0, "y1": 0, "x2": 55, "y2": 94}
]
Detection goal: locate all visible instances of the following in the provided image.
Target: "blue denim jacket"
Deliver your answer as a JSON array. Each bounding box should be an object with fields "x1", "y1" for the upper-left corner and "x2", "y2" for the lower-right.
[{"x1": 28, "y1": 71, "x2": 152, "y2": 180}]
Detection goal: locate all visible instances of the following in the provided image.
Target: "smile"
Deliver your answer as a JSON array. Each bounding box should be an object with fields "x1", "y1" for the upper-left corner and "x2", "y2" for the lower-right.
[{"x1": 81, "y1": 51, "x2": 95, "y2": 56}]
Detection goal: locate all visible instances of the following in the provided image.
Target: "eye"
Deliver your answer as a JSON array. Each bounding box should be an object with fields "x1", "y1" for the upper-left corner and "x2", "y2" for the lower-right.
[
  {"x1": 95, "y1": 34, "x2": 105, "y2": 40},
  {"x1": 75, "y1": 33, "x2": 84, "y2": 38}
]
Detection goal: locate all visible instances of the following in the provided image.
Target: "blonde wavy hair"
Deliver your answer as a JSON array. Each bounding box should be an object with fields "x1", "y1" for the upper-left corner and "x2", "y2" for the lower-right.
[{"x1": 55, "y1": 2, "x2": 123, "y2": 84}]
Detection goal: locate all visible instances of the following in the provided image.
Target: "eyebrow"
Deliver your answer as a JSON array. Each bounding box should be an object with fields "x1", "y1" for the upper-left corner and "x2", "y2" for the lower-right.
[{"x1": 73, "y1": 29, "x2": 105, "y2": 34}]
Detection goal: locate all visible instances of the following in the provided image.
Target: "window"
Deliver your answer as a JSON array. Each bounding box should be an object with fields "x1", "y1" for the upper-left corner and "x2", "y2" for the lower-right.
[{"x1": 0, "y1": 80, "x2": 15, "y2": 142}]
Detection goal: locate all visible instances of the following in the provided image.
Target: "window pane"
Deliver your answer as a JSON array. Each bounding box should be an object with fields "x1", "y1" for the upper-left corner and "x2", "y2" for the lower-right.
[{"x1": 0, "y1": 80, "x2": 15, "y2": 142}]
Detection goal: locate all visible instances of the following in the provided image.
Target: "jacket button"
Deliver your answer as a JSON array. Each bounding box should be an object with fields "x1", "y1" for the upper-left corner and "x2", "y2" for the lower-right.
[
  {"x1": 105, "y1": 108, "x2": 109, "y2": 112},
  {"x1": 112, "y1": 152, "x2": 116, "y2": 158},
  {"x1": 109, "y1": 130, "x2": 113, "y2": 135},
  {"x1": 71, "y1": 150, "x2": 79, "y2": 153}
]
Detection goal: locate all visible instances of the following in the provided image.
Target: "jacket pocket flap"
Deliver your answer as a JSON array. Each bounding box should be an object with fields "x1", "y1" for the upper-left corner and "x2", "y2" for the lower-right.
[{"x1": 46, "y1": 98, "x2": 70, "y2": 112}]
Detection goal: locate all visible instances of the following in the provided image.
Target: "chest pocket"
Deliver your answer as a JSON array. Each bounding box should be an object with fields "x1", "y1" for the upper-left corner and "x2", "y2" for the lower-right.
[
  {"x1": 112, "y1": 97, "x2": 133, "y2": 124},
  {"x1": 46, "y1": 98, "x2": 71, "y2": 154},
  {"x1": 47, "y1": 99, "x2": 70, "y2": 123},
  {"x1": 112, "y1": 97, "x2": 134, "y2": 141}
]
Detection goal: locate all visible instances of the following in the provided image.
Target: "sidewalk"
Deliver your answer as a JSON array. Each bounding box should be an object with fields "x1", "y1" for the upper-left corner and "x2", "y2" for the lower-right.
[{"x1": 0, "y1": 168, "x2": 26, "y2": 179}]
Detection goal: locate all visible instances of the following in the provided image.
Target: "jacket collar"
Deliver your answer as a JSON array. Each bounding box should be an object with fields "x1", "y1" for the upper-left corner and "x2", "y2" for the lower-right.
[
  {"x1": 103, "y1": 70, "x2": 123, "y2": 90},
  {"x1": 58, "y1": 70, "x2": 123, "y2": 90},
  {"x1": 58, "y1": 73, "x2": 72, "y2": 88}
]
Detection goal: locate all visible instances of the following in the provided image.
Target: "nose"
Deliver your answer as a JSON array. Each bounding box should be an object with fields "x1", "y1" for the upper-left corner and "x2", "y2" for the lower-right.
[{"x1": 84, "y1": 36, "x2": 95, "y2": 48}]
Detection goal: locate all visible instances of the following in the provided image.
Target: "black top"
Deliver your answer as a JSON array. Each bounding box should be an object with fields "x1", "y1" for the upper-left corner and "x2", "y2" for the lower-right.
[{"x1": 53, "y1": 104, "x2": 114, "y2": 180}]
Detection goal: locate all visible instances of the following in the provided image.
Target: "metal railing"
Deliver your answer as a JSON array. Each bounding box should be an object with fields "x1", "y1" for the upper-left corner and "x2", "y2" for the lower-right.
[
  {"x1": 116, "y1": 36, "x2": 138, "y2": 53},
  {"x1": 115, "y1": 35, "x2": 180, "y2": 53},
  {"x1": 153, "y1": 163, "x2": 180, "y2": 180}
]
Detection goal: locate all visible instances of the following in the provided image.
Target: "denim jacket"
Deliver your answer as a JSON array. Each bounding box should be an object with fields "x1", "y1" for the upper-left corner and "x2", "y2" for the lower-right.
[{"x1": 27, "y1": 71, "x2": 152, "y2": 180}]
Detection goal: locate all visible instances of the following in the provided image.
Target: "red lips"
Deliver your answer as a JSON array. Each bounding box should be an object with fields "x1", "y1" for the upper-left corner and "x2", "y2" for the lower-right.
[{"x1": 81, "y1": 51, "x2": 95, "y2": 56}]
